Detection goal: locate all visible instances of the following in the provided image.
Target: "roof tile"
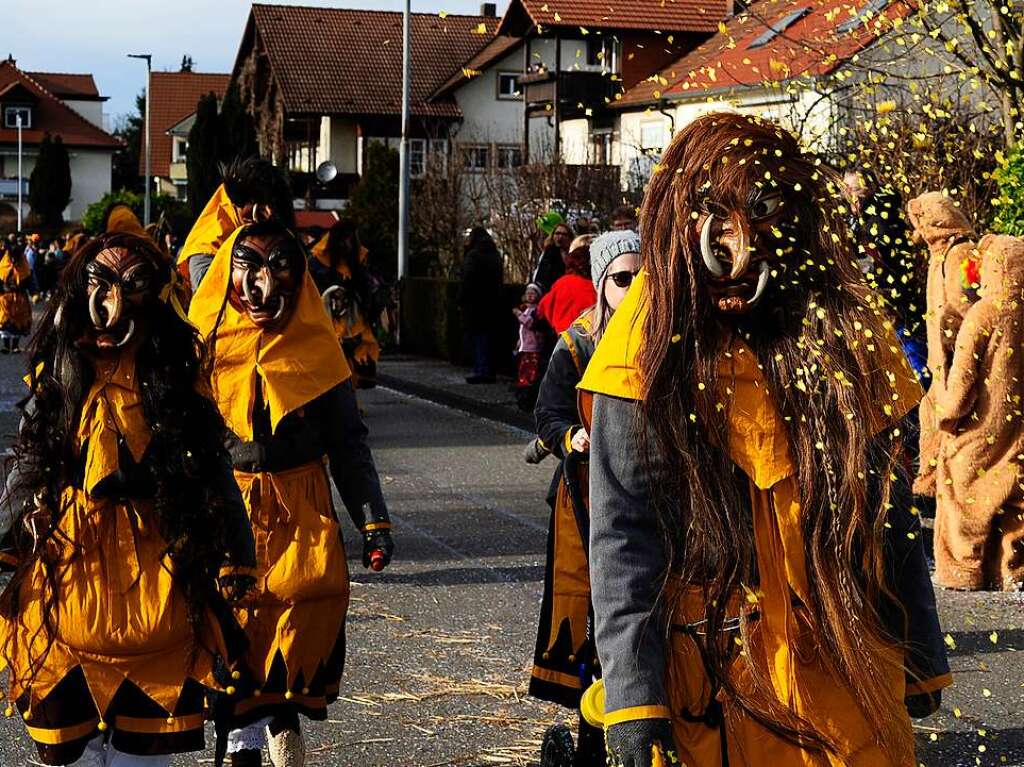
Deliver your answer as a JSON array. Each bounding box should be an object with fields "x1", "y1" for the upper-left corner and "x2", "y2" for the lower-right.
[
  {"x1": 251, "y1": 4, "x2": 496, "y2": 118},
  {"x1": 0, "y1": 61, "x2": 119, "y2": 150},
  {"x1": 617, "y1": 0, "x2": 910, "y2": 106},
  {"x1": 505, "y1": 0, "x2": 728, "y2": 33},
  {"x1": 26, "y1": 72, "x2": 102, "y2": 99},
  {"x1": 146, "y1": 71, "x2": 230, "y2": 178}
]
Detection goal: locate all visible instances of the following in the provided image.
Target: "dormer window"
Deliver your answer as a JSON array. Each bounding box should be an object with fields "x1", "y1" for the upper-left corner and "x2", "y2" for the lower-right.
[{"x1": 4, "y1": 105, "x2": 32, "y2": 129}]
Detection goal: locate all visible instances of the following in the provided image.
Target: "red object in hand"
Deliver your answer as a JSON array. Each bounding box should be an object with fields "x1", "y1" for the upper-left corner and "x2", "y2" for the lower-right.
[{"x1": 370, "y1": 550, "x2": 386, "y2": 571}]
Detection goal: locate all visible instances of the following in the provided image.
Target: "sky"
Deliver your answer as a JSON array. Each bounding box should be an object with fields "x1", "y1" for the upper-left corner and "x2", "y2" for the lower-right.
[{"x1": 7, "y1": 0, "x2": 496, "y2": 127}]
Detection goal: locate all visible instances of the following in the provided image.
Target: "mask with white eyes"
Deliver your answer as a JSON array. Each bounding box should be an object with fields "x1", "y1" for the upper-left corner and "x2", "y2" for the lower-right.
[
  {"x1": 230, "y1": 231, "x2": 303, "y2": 331},
  {"x1": 82, "y1": 246, "x2": 160, "y2": 352},
  {"x1": 695, "y1": 189, "x2": 796, "y2": 315}
]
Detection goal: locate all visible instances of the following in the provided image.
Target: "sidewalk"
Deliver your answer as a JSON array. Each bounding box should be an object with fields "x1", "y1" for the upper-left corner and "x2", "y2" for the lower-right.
[{"x1": 376, "y1": 353, "x2": 535, "y2": 432}]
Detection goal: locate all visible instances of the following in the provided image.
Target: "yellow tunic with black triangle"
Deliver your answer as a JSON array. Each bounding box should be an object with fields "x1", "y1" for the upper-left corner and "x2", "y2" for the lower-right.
[
  {"x1": 189, "y1": 227, "x2": 354, "y2": 723},
  {"x1": 0, "y1": 356, "x2": 231, "y2": 761},
  {"x1": 579, "y1": 272, "x2": 953, "y2": 767}
]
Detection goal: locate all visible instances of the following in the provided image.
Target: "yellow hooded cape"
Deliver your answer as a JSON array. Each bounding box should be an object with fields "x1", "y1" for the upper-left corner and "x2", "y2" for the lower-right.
[
  {"x1": 178, "y1": 184, "x2": 240, "y2": 270},
  {"x1": 579, "y1": 272, "x2": 942, "y2": 765},
  {"x1": 188, "y1": 227, "x2": 351, "y2": 441}
]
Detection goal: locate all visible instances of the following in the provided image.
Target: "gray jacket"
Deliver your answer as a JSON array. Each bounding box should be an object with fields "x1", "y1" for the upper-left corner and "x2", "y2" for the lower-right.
[{"x1": 588, "y1": 393, "x2": 950, "y2": 718}]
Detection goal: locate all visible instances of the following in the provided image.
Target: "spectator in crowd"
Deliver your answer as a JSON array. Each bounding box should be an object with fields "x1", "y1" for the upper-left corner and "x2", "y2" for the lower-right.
[
  {"x1": 609, "y1": 204, "x2": 638, "y2": 231},
  {"x1": 534, "y1": 222, "x2": 573, "y2": 292},
  {"x1": 512, "y1": 282, "x2": 545, "y2": 411},
  {"x1": 23, "y1": 232, "x2": 40, "y2": 297},
  {"x1": 41, "y1": 238, "x2": 65, "y2": 297},
  {"x1": 527, "y1": 229, "x2": 640, "y2": 767},
  {"x1": 460, "y1": 227, "x2": 504, "y2": 384},
  {"x1": 845, "y1": 170, "x2": 926, "y2": 375},
  {"x1": 537, "y1": 235, "x2": 596, "y2": 335}
]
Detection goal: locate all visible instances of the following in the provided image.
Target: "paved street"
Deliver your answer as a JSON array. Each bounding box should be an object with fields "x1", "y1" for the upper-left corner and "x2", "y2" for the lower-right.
[{"x1": 0, "y1": 349, "x2": 1021, "y2": 765}]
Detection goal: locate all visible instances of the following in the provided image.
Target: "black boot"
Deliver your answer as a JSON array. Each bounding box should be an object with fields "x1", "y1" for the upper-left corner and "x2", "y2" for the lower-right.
[
  {"x1": 540, "y1": 723, "x2": 575, "y2": 767},
  {"x1": 574, "y1": 715, "x2": 607, "y2": 767},
  {"x1": 230, "y1": 749, "x2": 262, "y2": 767}
]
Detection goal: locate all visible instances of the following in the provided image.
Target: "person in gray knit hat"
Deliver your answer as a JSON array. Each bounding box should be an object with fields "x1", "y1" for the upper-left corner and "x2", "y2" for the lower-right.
[{"x1": 589, "y1": 229, "x2": 641, "y2": 342}]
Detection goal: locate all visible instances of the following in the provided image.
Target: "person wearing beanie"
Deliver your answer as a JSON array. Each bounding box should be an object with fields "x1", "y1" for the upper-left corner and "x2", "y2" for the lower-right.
[
  {"x1": 588, "y1": 229, "x2": 641, "y2": 343},
  {"x1": 537, "y1": 236, "x2": 596, "y2": 335},
  {"x1": 529, "y1": 230, "x2": 641, "y2": 767}
]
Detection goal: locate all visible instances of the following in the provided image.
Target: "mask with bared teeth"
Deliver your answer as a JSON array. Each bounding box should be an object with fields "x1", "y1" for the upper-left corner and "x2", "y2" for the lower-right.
[
  {"x1": 696, "y1": 186, "x2": 797, "y2": 316},
  {"x1": 81, "y1": 244, "x2": 161, "y2": 353},
  {"x1": 230, "y1": 224, "x2": 303, "y2": 331}
]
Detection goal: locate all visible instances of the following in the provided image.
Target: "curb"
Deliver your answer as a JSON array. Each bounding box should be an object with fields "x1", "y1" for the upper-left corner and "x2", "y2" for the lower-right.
[{"x1": 376, "y1": 373, "x2": 534, "y2": 432}]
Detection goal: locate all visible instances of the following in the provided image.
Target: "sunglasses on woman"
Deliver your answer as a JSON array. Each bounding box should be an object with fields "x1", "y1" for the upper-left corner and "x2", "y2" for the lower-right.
[{"x1": 607, "y1": 270, "x2": 639, "y2": 289}]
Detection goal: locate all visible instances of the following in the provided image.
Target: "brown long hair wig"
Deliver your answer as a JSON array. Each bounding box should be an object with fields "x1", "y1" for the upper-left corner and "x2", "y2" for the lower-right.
[
  {"x1": 637, "y1": 112, "x2": 911, "y2": 758},
  {"x1": 2, "y1": 232, "x2": 236, "y2": 679}
]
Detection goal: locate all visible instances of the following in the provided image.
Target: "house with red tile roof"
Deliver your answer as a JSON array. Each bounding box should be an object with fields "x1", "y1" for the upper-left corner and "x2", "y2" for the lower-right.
[
  {"x1": 427, "y1": 0, "x2": 724, "y2": 172},
  {"x1": 145, "y1": 71, "x2": 230, "y2": 200},
  {"x1": 230, "y1": 3, "x2": 503, "y2": 207},
  {"x1": 0, "y1": 57, "x2": 119, "y2": 229},
  {"x1": 612, "y1": 0, "x2": 910, "y2": 189},
  {"x1": 25, "y1": 72, "x2": 107, "y2": 130}
]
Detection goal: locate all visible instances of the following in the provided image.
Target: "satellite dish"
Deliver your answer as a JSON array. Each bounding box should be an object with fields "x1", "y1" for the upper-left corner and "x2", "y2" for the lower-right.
[{"x1": 316, "y1": 161, "x2": 338, "y2": 184}]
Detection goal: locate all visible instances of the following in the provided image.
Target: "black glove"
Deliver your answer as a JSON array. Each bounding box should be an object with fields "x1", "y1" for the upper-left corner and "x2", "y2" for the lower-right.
[
  {"x1": 906, "y1": 690, "x2": 941, "y2": 719},
  {"x1": 362, "y1": 528, "x2": 394, "y2": 570},
  {"x1": 218, "y1": 573, "x2": 256, "y2": 605},
  {"x1": 606, "y1": 718, "x2": 678, "y2": 767},
  {"x1": 523, "y1": 438, "x2": 551, "y2": 465}
]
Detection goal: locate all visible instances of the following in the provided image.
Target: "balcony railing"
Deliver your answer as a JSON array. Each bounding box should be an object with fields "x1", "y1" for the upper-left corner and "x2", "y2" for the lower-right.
[
  {"x1": 0, "y1": 178, "x2": 29, "y2": 198},
  {"x1": 521, "y1": 70, "x2": 618, "y2": 119}
]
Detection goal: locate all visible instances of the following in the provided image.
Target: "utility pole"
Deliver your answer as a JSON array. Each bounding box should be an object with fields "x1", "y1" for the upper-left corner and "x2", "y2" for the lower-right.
[
  {"x1": 16, "y1": 113, "x2": 22, "y2": 232},
  {"x1": 397, "y1": 0, "x2": 411, "y2": 281},
  {"x1": 128, "y1": 53, "x2": 152, "y2": 225}
]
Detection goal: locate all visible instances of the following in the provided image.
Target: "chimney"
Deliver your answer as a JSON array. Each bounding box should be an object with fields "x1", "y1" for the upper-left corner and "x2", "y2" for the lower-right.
[{"x1": 480, "y1": 3, "x2": 496, "y2": 17}]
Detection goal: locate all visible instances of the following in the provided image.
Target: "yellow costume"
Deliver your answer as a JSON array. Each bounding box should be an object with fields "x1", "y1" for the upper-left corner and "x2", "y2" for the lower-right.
[
  {"x1": 579, "y1": 273, "x2": 952, "y2": 767},
  {"x1": 179, "y1": 185, "x2": 240, "y2": 271},
  {"x1": 310, "y1": 234, "x2": 380, "y2": 388},
  {"x1": 189, "y1": 227, "x2": 357, "y2": 723},
  {"x1": 0, "y1": 357, "x2": 233, "y2": 761},
  {"x1": 0, "y1": 249, "x2": 33, "y2": 335}
]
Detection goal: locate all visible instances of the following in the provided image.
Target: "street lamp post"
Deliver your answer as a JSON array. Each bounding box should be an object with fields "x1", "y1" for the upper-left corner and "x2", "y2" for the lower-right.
[
  {"x1": 128, "y1": 53, "x2": 152, "y2": 225},
  {"x1": 16, "y1": 113, "x2": 22, "y2": 232},
  {"x1": 397, "y1": 0, "x2": 411, "y2": 281}
]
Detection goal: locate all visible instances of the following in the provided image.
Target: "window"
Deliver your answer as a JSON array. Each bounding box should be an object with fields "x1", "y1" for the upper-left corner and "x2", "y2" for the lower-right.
[
  {"x1": 4, "y1": 106, "x2": 31, "y2": 129},
  {"x1": 461, "y1": 144, "x2": 490, "y2": 172},
  {"x1": 173, "y1": 138, "x2": 188, "y2": 162},
  {"x1": 496, "y1": 144, "x2": 523, "y2": 168},
  {"x1": 640, "y1": 121, "x2": 666, "y2": 152},
  {"x1": 591, "y1": 131, "x2": 614, "y2": 165},
  {"x1": 497, "y1": 72, "x2": 521, "y2": 100},
  {"x1": 429, "y1": 139, "x2": 449, "y2": 177},
  {"x1": 748, "y1": 7, "x2": 812, "y2": 49},
  {"x1": 409, "y1": 138, "x2": 426, "y2": 178}
]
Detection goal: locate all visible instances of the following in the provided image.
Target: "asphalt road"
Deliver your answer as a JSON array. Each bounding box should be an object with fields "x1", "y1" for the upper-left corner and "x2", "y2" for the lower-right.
[{"x1": 0, "y1": 347, "x2": 1020, "y2": 766}]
